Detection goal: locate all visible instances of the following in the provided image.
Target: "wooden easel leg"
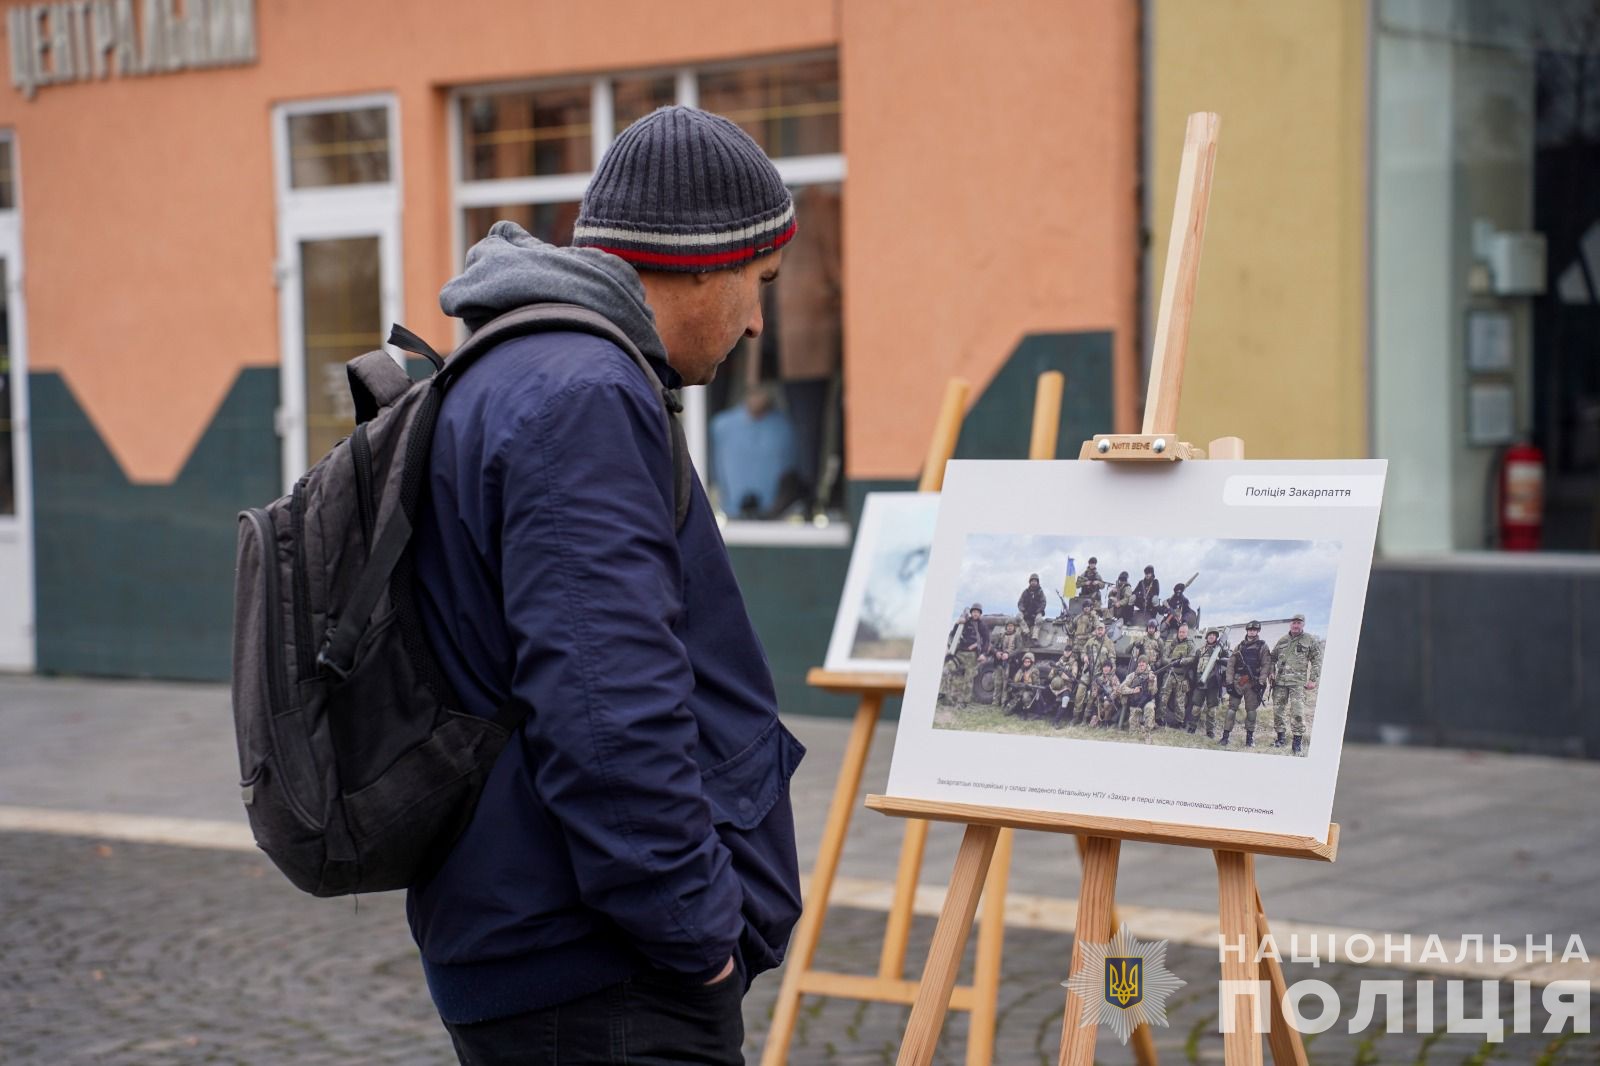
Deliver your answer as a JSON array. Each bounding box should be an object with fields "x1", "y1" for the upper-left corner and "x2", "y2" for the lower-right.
[
  {"x1": 879, "y1": 817, "x2": 930, "y2": 980},
  {"x1": 1073, "y1": 836, "x2": 1160, "y2": 1065},
  {"x1": 1215, "y1": 851, "x2": 1264, "y2": 1066},
  {"x1": 895, "y1": 824, "x2": 1002, "y2": 1066},
  {"x1": 761, "y1": 694, "x2": 884, "y2": 1066},
  {"x1": 1255, "y1": 887, "x2": 1308, "y2": 1066},
  {"x1": 965, "y1": 827, "x2": 1014, "y2": 1066},
  {"x1": 1059, "y1": 835, "x2": 1121, "y2": 1066}
]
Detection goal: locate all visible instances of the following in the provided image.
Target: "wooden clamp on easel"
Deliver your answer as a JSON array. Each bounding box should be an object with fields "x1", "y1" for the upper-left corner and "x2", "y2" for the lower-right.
[{"x1": 867, "y1": 113, "x2": 1333, "y2": 1066}]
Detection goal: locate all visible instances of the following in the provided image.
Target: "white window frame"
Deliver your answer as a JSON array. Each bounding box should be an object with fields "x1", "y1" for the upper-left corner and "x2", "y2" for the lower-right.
[
  {"x1": 0, "y1": 129, "x2": 34, "y2": 670},
  {"x1": 449, "y1": 57, "x2": 848, "y2": 547},
  {"x1": 272, "y1": 92, "x2": 404, "y2": 491}
]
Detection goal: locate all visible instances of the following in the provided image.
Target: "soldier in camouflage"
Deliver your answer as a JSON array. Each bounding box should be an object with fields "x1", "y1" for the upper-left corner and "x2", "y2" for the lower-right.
[
  {"x1": 991, "y1": 620, "x2": 1025, "y2": 705},
  {"x1": 940, "y1": 603, "x2": 991, "y2": 709},
  {"x1": 1017, "y1": 574, "x2": 1048, "y2": 642},
  {"x1": 1133, "y1": 565, "x2": 1160, "y2": 614},
  {"x1": 1079, "y1": 556, "x2": 1106, "y2": 603},
  {"x1": 1268, "y1": 612, "x2": 1322, "y2": 755},
  {"x1": 1220, "y1": 619, "x2": 1269, "y2": 748},
  {"x1": 1047, "y1": 667, "x2": 1074, "y2": 727},
  {"x1": 1046, "y1": 653, "x2": 1080, "y2": 728},
  {"x1": 1128, "y1": 619, "x2": 1165, "y2": 676},
  {"x1": 1118, "y1": 657, "x2": 1159, "y2": 734},
  {"x1": 1090, "y1": 660, "x2": 1120, "y2": 726},
  {"x1": 1072, "y1": 620, "x2": 1117, "y2": 724},
  {"x1": 1071, "y1": 602, "x2": 1102, "y2": 644},
  {"x1": 1158, "y1": 623, "x2": 1198, "y2": 729},
  {"x1": 1007, "y1": 652, "x2": 1044, "y2": 719},
  {"x1": 1190, "y1": 628, "x2": 1228, "y2": 738},
  {"x1": 1107, "y1": 571, "x2": 1135, "y2": 623},
  {"x1": 1159, "y1": 582, "x2": 1191, "y2": 637}
]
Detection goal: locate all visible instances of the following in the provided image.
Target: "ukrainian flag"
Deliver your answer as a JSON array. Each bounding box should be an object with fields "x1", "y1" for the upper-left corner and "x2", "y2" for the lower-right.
[{"x1": 1062, "y1": 557, "x2": 1077, "y2": 599}]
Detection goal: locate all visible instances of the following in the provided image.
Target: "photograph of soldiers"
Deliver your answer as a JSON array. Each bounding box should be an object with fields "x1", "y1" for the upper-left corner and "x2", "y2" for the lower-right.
[
  {"x1": 1191, "y1": 628, "x2": 1229, "y2": 738},
  {"x1": 931, "y1": 532, "x2": 1337, "y2": 758},
  {"x1": 1017, "y1": 573, "x2": 1048, "y2": 641},
  {"x1": 939, "y1": 603, "x2": 990, "y2": 709},
  {"x1": 1133, "y1": 565, "x2": 1160, "y2": 613},
  {"x1": 1269, "y1": 613, "x2": 1322, "y2": 755},
  {"x1": 1220, "y1": 620, "x2": 1269, "y2": 748}
]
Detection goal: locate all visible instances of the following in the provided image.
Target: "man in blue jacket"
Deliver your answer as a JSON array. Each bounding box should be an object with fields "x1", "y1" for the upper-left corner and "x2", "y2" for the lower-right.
[{"x1": 409, "y1": 106, "x2": 805, "y2": 1064}]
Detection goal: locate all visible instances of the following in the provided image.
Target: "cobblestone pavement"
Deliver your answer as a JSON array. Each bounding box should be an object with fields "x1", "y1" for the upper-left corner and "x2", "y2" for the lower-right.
[
  {"x1": 4, "y1": 830, "x2": 1595, "y2": 1065},
  {"x1": 4, "y1": 675, "x2": 1599, "y2": 948}
]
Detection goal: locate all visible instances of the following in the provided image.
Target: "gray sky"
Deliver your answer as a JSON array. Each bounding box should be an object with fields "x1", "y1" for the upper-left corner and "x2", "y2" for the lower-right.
[{"x1": 949, "y1": 534, "x2": 1341, "y2": 634}]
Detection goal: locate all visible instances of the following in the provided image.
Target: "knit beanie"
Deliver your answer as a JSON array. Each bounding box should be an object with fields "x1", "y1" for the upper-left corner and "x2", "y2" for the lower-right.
[{"x1": 573, "y1": 106, "x2": 796, "y2": 273}]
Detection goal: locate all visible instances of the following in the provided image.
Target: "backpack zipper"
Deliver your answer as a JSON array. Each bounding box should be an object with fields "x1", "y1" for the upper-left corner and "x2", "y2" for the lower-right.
[
  {"x1": 351, "y1": 424, "x2": 376, "y2": 550},
  {"x1": 244, "y1": 507, "x2": 319, "y2": 829},
  {"x1": 289, "y1": 478, "x2": 315, "y2": 681}
]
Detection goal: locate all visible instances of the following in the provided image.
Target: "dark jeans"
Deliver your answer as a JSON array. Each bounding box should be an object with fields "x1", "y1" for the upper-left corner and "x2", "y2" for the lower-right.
[{"x1": 444, "y1": 968, "x2": 745, "y2": 1065}]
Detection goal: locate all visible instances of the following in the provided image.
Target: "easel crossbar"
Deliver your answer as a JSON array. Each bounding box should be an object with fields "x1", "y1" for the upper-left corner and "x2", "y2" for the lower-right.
[{"x1": 866, "y1": 796, "x2": 1338, "y2": 863}]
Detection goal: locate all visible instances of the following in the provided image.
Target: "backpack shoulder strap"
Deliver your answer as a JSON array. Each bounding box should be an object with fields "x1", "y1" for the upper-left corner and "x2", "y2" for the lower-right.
[{"x1": 433, "y1": 304, "x2": 692, "y2": 530}]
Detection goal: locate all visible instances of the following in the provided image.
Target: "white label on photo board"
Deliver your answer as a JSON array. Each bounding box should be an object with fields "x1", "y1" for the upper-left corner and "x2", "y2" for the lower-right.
[{"x1": 1223, "y1": 476, "x2": 1387, "y2": 507}]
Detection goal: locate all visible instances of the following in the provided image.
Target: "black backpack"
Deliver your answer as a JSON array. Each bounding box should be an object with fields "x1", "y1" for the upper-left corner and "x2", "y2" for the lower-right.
[{"x1": 231, "y1": 304, "x2": 690, "y2": 896}]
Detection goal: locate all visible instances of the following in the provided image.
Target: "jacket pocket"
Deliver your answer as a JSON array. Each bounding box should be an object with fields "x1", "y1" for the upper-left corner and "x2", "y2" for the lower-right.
[{"x1": 699, "y1": 717, "x2": 806, "y2": 979}]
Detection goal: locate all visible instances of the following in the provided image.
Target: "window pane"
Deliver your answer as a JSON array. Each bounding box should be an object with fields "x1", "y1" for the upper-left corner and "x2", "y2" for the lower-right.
[
  {"x1": 705, "y1": 184, "x2": 843, "y2": 523},
  {"x1": 301, "y1": 237, "x2": 382, "y2": 463},
  {"x1": 0, "y1": 140, "x2": 14, "y2": 210},
  {"x1": 288, "y1": 107, "x2": 390, "y2": 188},
  {"x1": 461, "y1": 87, "x2": 592, "y2": 181},
  {"x1": 613, "y1": 75, "x2": 677, "y2": 133},
  {"x1": 463, "y1": 202, "x2": 581, "y2": 248},
  {"x1": 0, "y1": 259, "x2": 12, "y2": 516},
  {"x1": 697, "y1": 58, "x2": 840, "y2": 157}
]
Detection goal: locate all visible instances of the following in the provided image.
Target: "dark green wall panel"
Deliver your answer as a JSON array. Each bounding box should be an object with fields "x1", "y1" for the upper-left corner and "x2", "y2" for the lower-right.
[
  {"x1": 953, "y1": 331, "x2": 1113, "y2": 461},
  {"x1": 26, "y1": 330, "x2": 1114, "y2": 707},
  {"x1": 31, "y1": 369, "x2": 280, "y2": 680}
]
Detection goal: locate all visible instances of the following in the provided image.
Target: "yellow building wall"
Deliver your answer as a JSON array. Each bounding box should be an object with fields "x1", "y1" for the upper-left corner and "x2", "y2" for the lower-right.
[{"x1": 1149, "y1": 0, "x2": 1367, "y2": 458}]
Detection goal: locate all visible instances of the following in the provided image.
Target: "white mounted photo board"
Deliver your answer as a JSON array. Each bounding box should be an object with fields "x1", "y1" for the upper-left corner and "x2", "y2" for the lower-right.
[
  {"x1": 885, "y1": 459, "x2": 1387, "y2": 842},
  {"x1": 824, "y1": 492, "x2": 941, "y2": 674}
]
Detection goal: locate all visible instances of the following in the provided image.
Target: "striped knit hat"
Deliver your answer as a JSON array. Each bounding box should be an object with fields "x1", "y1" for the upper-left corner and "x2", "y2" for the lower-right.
[{"x1": 573, "y1": 106, "x2": 796, "y2": 273}]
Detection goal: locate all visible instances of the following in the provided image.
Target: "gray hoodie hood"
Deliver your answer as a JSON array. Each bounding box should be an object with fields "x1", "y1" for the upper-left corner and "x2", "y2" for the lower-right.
[{"x1": 439, "y1": 221, "x2": 671, "y2": 371}]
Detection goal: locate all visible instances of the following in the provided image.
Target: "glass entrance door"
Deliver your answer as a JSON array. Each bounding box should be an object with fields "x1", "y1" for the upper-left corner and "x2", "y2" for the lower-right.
[
  {"x1": 273, "y1": 95, "x2": 401, "y2": 486},
  {"x1": 0, "y1": 247, "x2": 34, "y2": 670}
]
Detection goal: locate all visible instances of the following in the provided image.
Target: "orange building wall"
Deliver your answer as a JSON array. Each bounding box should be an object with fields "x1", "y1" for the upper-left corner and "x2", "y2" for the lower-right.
[
  {"x1": 0, "y1": 0, "x2": 1136, "y2": 484},
  {"x1": 840, "y1": 0, "x2": 1141, "y2": 477},
  {"x1": 0, "y1": 0, "x2": 836, "y2": 483}
]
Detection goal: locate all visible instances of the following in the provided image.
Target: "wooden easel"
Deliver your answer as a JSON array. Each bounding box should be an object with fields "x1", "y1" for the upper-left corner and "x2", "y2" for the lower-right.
[
  {"x1": 870, "y1": 113, "x2": 1330, "y2": 1066},
  {"x1": 762, "y1": 376, "x2": 1013, "y2": 1066},
  {"x1": 765, "y1": 373, "x2": 1161, "y2": 1065}
]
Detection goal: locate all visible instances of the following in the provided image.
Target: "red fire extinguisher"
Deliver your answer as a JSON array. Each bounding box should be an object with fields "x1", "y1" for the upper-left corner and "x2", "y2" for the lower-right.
[{"x1": 1498, "y1": 443, "x2": 1544, "y2": 551}]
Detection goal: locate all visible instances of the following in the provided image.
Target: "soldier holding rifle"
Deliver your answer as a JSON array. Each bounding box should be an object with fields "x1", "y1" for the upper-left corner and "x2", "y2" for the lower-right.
[{"x1": 1219, "y1": 619, "x2": 1269, "y2": 748}]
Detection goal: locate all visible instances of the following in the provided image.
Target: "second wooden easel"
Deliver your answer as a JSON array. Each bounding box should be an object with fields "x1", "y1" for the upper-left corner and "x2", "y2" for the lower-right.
[{"x1": 871, "y1": 113, "x2": 1333, "y2": 1066}]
